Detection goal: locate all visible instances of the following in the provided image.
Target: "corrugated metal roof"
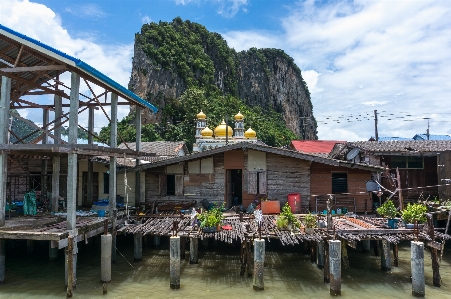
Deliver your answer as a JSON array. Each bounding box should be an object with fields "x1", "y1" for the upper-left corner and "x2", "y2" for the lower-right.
[
  {"x1": 413, "y1": 134, "x2": 451, "y2": 141},
  {"x1": 0, "y1": 24, "x2": 158, "y2": 113},
  {"x1": 348, "y1": 140, "x2": 451, "y2": 154},
  {"x1": 290, "y1": 140, "x2": 345, "y2": 154},
  {"x1": 118, "y1": 141, "x2": 187, "y2": 156},
  {"x1": 378, "y1": 136, "x2": 412, "y2": 141}
]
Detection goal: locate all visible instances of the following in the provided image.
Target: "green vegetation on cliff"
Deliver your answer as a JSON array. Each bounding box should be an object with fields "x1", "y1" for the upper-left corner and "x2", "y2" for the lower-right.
[{"x1": 102, "y1": 17, "x2": 312, "y2": 148}]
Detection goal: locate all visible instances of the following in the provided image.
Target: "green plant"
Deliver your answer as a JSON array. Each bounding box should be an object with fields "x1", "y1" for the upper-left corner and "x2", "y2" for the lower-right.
[
  {"x1": 278, "y1": 202, "x2": 300, "y2": 228},
  {"x1": 276, "y1": 215, "x2": 288, "y2": 229},
  {"x1": 401, "y1": 203, "x2": 427, "y2": 224},
  {"x1": 197, "y1": 203, "x2": 224, "y2": 228},
  {"x1": 377, "y1": 200, "x2": 397, "y2": 219},
  {"x1": 303, "y1": 213, "x2": 317, "y2": 228}
]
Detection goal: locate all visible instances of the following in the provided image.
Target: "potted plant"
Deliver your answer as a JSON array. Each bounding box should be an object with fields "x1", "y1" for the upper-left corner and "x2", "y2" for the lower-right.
[
  {"x1": 401, "y1": 203, "x2": 427, "y2": 229},
  {"x1": 303, "y1": 213, "x2": 317, "y2": 234},
  {"x1": 197, "y1": 203, "x2": 224, "y2": 232},
  {"x1": 376, "y1": 200, "x2": 398, "y2": 228},
  {"x1": 276, "y1": 203, "x2": 300, "y2": 230}
]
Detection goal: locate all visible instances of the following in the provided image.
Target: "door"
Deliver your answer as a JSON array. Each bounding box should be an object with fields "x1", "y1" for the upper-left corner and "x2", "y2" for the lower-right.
[
  {"x1": 82, "y1": 172, "x2": 99, "y2": 207},
  {"x1": 226, "y1": 169, "x2": 243, "y2": 207}
]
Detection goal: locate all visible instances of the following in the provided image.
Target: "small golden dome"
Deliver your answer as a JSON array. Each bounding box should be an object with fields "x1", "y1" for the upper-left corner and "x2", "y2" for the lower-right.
[
  {"x1": 244, "y1": 127, "x2": 257, "y2": 138},
  {"x1": 201, "y1": 126, "x2": 213, "y2": 138},
  {"x1": 197, "y1": 110, "x2": 206, "y2": 119},
  {"x1": 214, "y1": 120, "x2": 233, "y2": 137},
  {"x1": 234, "y1": 111, "x2": 244, "y2": 121}
]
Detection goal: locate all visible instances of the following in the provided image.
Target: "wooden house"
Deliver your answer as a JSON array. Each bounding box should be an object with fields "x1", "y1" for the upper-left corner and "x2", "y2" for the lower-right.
[{"x1": 128, "y1": 142, "x2": 383, "y2": 213}]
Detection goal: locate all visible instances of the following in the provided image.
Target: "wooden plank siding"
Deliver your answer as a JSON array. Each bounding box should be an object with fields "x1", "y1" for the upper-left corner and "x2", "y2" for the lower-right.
[{"x1": 310, "y1": 162, "x2": 372, "y2": 213}]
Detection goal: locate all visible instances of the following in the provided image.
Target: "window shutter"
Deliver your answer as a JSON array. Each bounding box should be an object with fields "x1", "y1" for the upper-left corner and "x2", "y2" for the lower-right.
[
  {"x1": 159, "y1": 175, "x2": 167, "y2": 196},
  {"x1": 259, "y1": 171, "x2": 267, "y2": 194},
  {"x1": 175, "y1": 175, "x2": 184, "y2": 196},
  {"x1": 248, "y1": 172, "x2": 257, "y2": 194}
]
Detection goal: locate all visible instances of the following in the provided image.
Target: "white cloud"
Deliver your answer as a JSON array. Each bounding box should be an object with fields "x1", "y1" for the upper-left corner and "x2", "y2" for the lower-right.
[
  {"x1": 1, "y1": 0, "x2": 134, "y2": 133},
  {"x1": 215, "y1": 0, "x2": 248, "y2": 18},
  {"x1": 223, "y1": 0, "x2": 451, "y2": 140},
  {"x1": 142, "y1": 15, "x2": 151, "y2": 24},
  {"x1": 65, "y1": 4, "x2": 107, "y2": 19}
]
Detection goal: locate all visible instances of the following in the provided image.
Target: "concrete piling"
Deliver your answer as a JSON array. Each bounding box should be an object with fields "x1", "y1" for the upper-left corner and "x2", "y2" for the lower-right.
[
  {"x1": 253, "y1": 239, "x2": 265, "y2": 290},
  {"x1": 154, "y1": 235, "x2": 161, "y2": 247},
  {"x1": 381, "y1": 240, "x2": 391, "y2": 271},
  {"x1": 170, "y1": 236, "x2": 180, "y2": 289},
  {"x1": 0, "y1": 239, "x2": 5, "y2": 282},
  {"x1": 101, "y1": 234, "x2": 112, "y2": 283},
  {"x1": 49, "y1": 242, "x2": 58, "y2": 261},
  {"x1": 317, "y1": 240, "x2": 324, "y2": 269},
  {"x1": 329, "y1": 240, "x2": 341, "y2": 296},
  {"x1": 134, "y1": 232, "x2": 142, "y2": 262},
  {"x1": 190, "y1": 237, "x2": 198, "y2": 264},
  {"x1": 411, "y1": 241, "x2": 425, "y2": 297}
]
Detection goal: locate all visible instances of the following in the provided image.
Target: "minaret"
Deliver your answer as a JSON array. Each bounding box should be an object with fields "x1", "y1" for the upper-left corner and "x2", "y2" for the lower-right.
[
  {"x1": 233, "y1": 111, "x2": 245, "y2": 139},
  {"x1": 195, "y1": 110, "x2": 207, "y2": 140}
]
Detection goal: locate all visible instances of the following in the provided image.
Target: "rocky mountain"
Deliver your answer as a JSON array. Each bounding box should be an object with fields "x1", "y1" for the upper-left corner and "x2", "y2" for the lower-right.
[{"x1": 128, "y1": 17, "x2": 317, "y2": 141}]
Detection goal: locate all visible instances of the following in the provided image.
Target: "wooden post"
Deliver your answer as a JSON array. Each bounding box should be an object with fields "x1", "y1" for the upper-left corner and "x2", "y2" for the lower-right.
[
  {"x1": 246, "y1": 239, "x2": 252, "y2": 277},
  {"x1": 180, "y1": 236, "x2": 186, "y2": 260},
  {"x1": 372, "y1": 240, "x2": 379, "y2": 256},
  {"x1": 324, "y1": 240, "x2": 330, "y2": 283},
  {"x1": 27, "y1": 239, "x2": 34, "y2": 254},
  {"x1": 189, "y1": 237, "x2": 198, "y2": 264},
  {"x1": 101, "y1": 234, "x2": 112, "y2": 282},
  {"x1": 134, "y1": 232, "x2": 143, "y2": 262},
  {"x1": 154, "y1": 235, "x2": 161, "y2": 246},
  {"x1": 170, "y1": 236, "x2": 180, "y2": 289},
  {"x1": 329, "y1": 240, "x2": 341, "y2": 296},
  {"x1": 317, "y1": 240, "x2": 324, "y2": 269},
  {"x1": 253, "y1": 239, "x2": 265, "y2": 290},
  {"x1": 0, "y1": 76, "x2": 11, "y2": 227},
  {"x1": 52, "y1": 94, "x2": 62, "y2": 212},
  {"x1": 66, "y1": 236, "x2": 74, "y2": 297},
  {"x1": 427, "y1": 214, "x2": 440, "y2": 286},
  {"x1": 396, "y1": 167, "x2": 403, "y2": 209},
  {"x1": 393, "y1": 243, "x2": 399, "y2": 267},
  {"x1": 381, "y1": 240, "x2": 391, "y2": 271},
  {"x1": 310, "y1": 241, "x2": 317, "y2": 263},
  {"x1": 362, "y1": 240, "x2": 371, "y2": 253},
  {"x1": 240, "y1": 240, "x2": 247, "y2": 275},
  {"x1": 0, "y1": 239, "x2": 5, "y2": 282},
  {"x1": 135, "y1": 106, "x2": 142, "y2": 208},
  {"x1": 49, "y1": 241, "x2": 58, "y2": 260},
  {"x1": 411, "y1": 241, "x2": 425, "y2": 297}
]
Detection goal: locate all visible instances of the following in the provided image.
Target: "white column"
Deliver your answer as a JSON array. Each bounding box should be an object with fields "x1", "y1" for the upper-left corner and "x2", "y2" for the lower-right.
[
  {"x1": 51, "y1": 95, "x2": 62, "y2": 212},
  {"x1": 0, "y1": 76, "x2": 11, "y2": 226}
]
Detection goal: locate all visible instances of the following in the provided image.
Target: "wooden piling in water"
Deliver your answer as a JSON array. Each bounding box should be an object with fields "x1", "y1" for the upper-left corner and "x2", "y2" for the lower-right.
[
  {"x1": 49, "y1": 241, "x2": 58, "y2": 261},
  {"x1": 181, "y1": 237, "x2": 186, "y2": 260},
  {"x1": 66, "y1": 236, "x2": 74, "y2": 298},
  {"x1": 253, "y1": 239, "x2": 265, "y2": 290},
  {"x1": 381, "y1": 240, "x2": 391, "y2": 271},
  {"x1": 427, "y1": 214, "x2": 441, "y2": 287},
  {"x1": 393, "y1": 243, "x2": 399, "y2": 267},
  {"x1": 154, "y1": 235, "x2": 161, "y2": 247},
  {"x1": 362, "y1": 240, "x2": 371, "y2": 253},
  {"x1": 411, "y1": 241, "x2": 425, "y2": 297},
  {"x1": 317, "y1": 240, "x2": 324, "y2": 269},
  {"x1": 0, "y1": 239, "x2": 5, "y2": 282},
  {"x1": 324, "y1": 240, "x2": 330, "y2": 283},
  {"x1": 189, "y1": 237, "x2": 198, "y2": 264},
  {"x1": 329, "y1": 240, "x2": 341, "y2": 296},
  {"x1": 134, "y1": 232, "x2": 142, "y2": 262},
  {"x1": 372, "y1": 240, "x2": 379, "y2": 256},
  {"x1": 310, "y1": 241, "x2": 317, "y2": 263},
  {"x1": 170, "y1": 236, "x2": 180, "y2": 289},
  {"x1": 101, "y1": 234, "x2": 112, "y2": 283}
]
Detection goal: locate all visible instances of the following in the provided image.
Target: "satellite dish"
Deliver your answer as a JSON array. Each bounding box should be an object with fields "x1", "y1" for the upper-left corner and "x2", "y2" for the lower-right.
[{"x1": 346, "y1": 148, "x2": 360, "y2": 161}]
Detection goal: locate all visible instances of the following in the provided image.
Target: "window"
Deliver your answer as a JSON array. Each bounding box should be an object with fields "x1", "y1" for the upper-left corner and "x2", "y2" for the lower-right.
[
  {"x1": 332, "y1": 173, "x2": 347, "y2": 194},
  {"x1": 159, "y1": 174, "x2": 184, "y2": 196},
  {"x1": 248, "y1": 171, "x2": 266, "y2": 194},
  {"x1": 103, "y1": 173, "x2": 109, "y2": 193},
  {"x1": 390, "y1": 156, "x2": 423, "y2": 169}
]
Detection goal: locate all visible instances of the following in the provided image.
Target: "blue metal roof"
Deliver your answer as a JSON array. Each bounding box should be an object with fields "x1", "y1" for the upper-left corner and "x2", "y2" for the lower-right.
[
  {"x1": 413, "y1": 134, "x2": 451, "y2": 141},
  {"x1": 378, "y1": 136, "x2": 412, "y2": 141},
  {"x1": 0, "y1": 24, "x2": 158, "y2": 113}
]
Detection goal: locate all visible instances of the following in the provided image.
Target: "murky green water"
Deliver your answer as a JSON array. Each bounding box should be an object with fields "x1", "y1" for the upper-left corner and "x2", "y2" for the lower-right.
[{"x1": 1, "y1": 236, "x2": 451, "y2": 298}]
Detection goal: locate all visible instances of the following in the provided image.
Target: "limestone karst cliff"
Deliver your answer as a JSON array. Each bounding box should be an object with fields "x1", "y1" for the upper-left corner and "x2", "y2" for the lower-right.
[{"x1": 128, "y1": 17, "x2": 317, "y2": 141}]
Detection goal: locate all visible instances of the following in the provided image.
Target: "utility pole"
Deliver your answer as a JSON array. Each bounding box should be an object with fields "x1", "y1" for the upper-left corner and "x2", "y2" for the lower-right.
[
  {"x1": 427, "y1": 118, "x2": 430, "y2": 140},
  {"x1": 374, "y1": 110, "x2": 378, "y2": 141}
]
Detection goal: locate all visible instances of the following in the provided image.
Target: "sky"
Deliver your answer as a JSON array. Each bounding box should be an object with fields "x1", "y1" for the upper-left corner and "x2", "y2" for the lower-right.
[{"x1": 1, "y1": 0, "x2": 451, "y2": 141}]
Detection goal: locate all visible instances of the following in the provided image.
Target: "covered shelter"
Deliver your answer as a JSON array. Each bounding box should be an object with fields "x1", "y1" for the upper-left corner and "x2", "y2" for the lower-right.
[{"x1": 0, "y1": 24, "x2": 157, "y2": 284}]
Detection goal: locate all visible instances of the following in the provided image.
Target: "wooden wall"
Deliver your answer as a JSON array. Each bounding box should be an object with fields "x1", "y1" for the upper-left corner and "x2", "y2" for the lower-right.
[
  {"x1": 310, "y1": 162, "x2": 372, "y2": 213},
  {"x1": 438, "y1": 151, "x2": 451, "y2": 200}
]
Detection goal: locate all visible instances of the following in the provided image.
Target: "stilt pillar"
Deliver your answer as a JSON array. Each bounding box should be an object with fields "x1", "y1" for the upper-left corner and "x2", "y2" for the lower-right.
[
  {"x1": 253, "y1": 239, "x2": 265, "y2": 290},
  {"x1": 411, "y1": 241, "x2": 425, "y2": 297},
  {"x1": 65, "y1": 235, "x2": 77, "y2": 290},
  {"x1": 134, "y1": 232, "x2": 142, "y2": 262},
  {"x1": 0, "y1": 76, "x2": 11, "y2": 227},
  {"x1": 329, "y1": 240, "x2": 341, "y2": 296},
  {"x1": 154, "y1": 235, "x2": 161, "y2": 246},
  {"x1": 324, "y1": 240, "x2": 330, "y2": 283},
  {"x1": 317, "y1": 240, "x2": 324, "y2": 269},
  {"x1": 170, "y1": 236, "x2": 180, "y2": 289},
  {"x1": 101, "y1": 234, "x2": 112, "y2": 283},
  {"x1": 190, "y1": 237, "x2": 198, "y2": 264},
  {"x1": 26, "y1": 239, "x2": 34, "y2": 254},
  {"x1": 49, "y1": 241, "x2": 58, "y2": 260},
  {"x1": 0, "y1": 239, "x2": 5, "y2": 282},
  {"x1": 381, "y1": 240, "x2": 391, "y2": 271}
]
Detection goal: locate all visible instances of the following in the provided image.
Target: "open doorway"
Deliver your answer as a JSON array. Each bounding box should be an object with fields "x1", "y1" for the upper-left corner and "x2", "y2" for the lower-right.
[{"x1": 226, "y1": 169, "x2": 242, "y2": 208}]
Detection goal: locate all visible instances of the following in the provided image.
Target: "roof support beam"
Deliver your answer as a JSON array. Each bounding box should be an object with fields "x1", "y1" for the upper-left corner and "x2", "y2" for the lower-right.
[{"x1": 0, "y1": 65, "x2": 66, "y2": 73}]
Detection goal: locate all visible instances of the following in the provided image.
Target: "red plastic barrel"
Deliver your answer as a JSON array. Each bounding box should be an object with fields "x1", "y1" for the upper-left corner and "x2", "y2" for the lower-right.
[{"x1": 287, "y1": 193, "x2": 301, "y2": 213}]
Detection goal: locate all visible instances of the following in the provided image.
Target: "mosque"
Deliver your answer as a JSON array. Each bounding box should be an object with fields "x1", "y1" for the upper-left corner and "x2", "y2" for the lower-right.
[{"x1": 192, "y1": 110, "x2": 259, "y2": 152}]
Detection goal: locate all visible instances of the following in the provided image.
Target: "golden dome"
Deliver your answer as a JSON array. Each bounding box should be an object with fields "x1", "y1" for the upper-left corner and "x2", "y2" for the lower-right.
[
  {"x1": 234, "y1": 111, "x2": 244, "y2": 121},
  {"x1": 244, "y1": 127, "x2": 257, "y2": 138},
  {"x1": 197, "y1": 110, "x2": 206, "y2": 119},
  {"x1": 201, "y1": 126, "x2": 213, "y2": 138},
  {"x1": 214, "y1": 120, "x2": 233, "y2": 137}
]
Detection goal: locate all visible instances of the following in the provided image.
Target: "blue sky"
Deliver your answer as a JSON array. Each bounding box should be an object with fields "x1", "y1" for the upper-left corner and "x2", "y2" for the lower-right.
[{"x1": 2, "y1": 0, "x2": 451, "y2": 141}]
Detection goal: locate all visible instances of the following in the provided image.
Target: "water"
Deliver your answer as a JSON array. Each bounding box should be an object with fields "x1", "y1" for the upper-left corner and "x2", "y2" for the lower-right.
[{"x1": 1, "y1": 236, "x2": 451, "y2": 298}]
